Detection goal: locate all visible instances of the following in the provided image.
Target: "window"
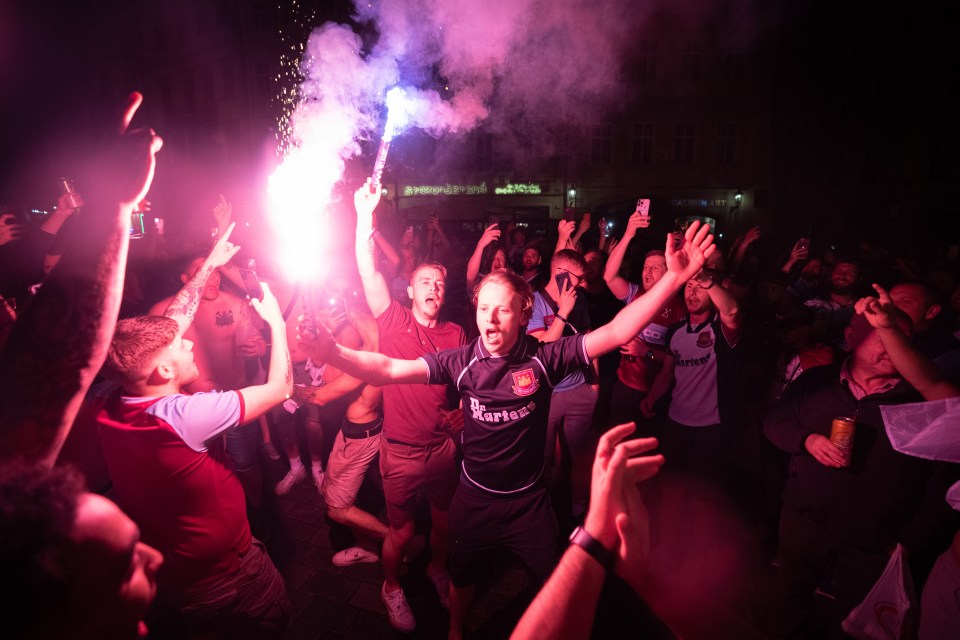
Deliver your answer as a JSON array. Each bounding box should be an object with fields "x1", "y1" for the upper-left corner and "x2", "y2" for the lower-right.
[
  {"x1": 475, "y1": 133, "x2": 493, "y2": 170},
  {"x1": 681, "y1": 42, "x2": 701, "y2": 81},
  {"x1": 724, "y1": 51, "x2": 745, "y2": 82},
  {"x1": 716, "y1": 123, "x2": 737, "y2": 165},
  {"x1": 635, "y1": 41, "x2": 658, "y2": 81},
  {"x1": 673, "y1": 123, "x2": 696, "y2": 164},
  {"x1": 591, "y1": 123, "x2": 613, "y2": 164},
  {"x1": 631, "y1": 123, "x2": 653, "y2": 164}
]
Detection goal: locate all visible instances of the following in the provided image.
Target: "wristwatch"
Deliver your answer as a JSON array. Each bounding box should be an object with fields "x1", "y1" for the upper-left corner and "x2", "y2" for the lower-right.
[
  {"x1": 569, "y1": 526, "x2": 615, "y2": 571},
  {"x1": 694, "y1": 270, "x2": 715, "y2": 290}
]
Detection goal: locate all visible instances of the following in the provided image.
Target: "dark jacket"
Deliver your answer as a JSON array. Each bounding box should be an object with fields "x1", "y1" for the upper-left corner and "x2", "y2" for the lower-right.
[{"x1": 763, "y1": 362, "x2": 959, "y2": 557}]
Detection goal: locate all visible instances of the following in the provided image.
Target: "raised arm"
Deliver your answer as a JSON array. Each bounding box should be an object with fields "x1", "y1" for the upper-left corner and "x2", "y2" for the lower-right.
[
  {"x1": 0, "y1": 92, "x2": 162, "y2": 467},
  {"x1": 237, "y1": 282, "x2": 294, "y2": 421},
  {"x1": 697, "y1": 271, "x2": 742, "y2": 337},
  {"x1": 553, "y1": 220, "x2": 575, "y2": 255},
  {"x1": 297, "y1": 321, "x2": 428, "y2": 386},
  {"x1": 586, "y1": 222, "x2": 714, "y2": 359},
  {"x1": 161, "y1": 223, "x2": 241, "y2": 337},
  {"x1": 466, "y1": 223, "x2": 500, "y2": 290},
  {"x1": 354, "y1": 180, "x2": 392, "y2": 317},
  {"x1": 857, "y1": 285, "x2": 959, "y2": 401},
  {"x1": 570, "y1": 212, "x2": 591, "y2": 250},
  {"x1": 604, "y1": 212, "x2": 650, "y2": 300}
]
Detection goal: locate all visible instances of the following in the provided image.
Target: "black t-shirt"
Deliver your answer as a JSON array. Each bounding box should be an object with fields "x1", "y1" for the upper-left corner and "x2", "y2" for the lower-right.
[{"x1": 422, "y1": 333, "x2": 589, "y2": 493}]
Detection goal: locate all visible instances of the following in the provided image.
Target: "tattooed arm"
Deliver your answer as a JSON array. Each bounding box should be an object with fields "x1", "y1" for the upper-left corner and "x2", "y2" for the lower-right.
[
  {"x1": 161, "y1": 223, "x2": 241, "y2": 337},
  {"x1": 0, "y1": 93, "x2": 163, "y2": 468},
  {"x1": 237, "y1": 282, "x2": 294, "y2": 422}
]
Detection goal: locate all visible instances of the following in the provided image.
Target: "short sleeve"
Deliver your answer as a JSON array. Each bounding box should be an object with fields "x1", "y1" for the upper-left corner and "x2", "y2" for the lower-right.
[
  {"x1": 619, "y1": 282, "x2": 641, "y2": 304},
  {"x1": 421, "y1": 343, "x2": 473, "y2": 388},
  {"x1": 535, "y1": 334, "x2": 590, "y2": 386},
  {"x1": 148, "y1": 391, "x2": 243, "y2": 452},
  {"x1": 528, "y1": 294, "x2": 550, "y2": 333}
]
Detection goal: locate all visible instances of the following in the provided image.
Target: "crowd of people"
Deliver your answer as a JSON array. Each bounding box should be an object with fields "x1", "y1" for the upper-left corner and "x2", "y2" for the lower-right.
[{"x1": 2, "y1": 92, "x2": 960, "y2": 640}]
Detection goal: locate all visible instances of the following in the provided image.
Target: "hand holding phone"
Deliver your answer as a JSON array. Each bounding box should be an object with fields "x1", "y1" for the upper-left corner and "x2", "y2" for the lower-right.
[
  {"x1": 238, "y1": 269, "x2": 264, "y2": 301},
  {"x1": 796, "y1": 237, "x2": 810, "y2": 253}
]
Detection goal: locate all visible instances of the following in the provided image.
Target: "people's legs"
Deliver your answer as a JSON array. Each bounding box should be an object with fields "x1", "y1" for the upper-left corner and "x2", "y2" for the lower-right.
[
  {"x1": 606, "y1": 378, "x2": 648, "y2": 433},
  {"x1": 303, "y1": 413, "x2": 324, "y2": 489},
  {"x1": 767, "y1": 508, "x2": 834, "y2": 639},
  {"x1": 271, "y1": 407, "x2": 306, "y2": 495},
  {"x1": 225, "y1": 421, "x2": 263, "y2": 509},
  {"x1": 324, "y1": 429, "x2": 387, "y2": 543},
  {"x1": 448, "y1": 584, "x2": 475, "y2": 640},
  {"x1": 558, "y1": 385, "x2": 598, "y2": 520}
]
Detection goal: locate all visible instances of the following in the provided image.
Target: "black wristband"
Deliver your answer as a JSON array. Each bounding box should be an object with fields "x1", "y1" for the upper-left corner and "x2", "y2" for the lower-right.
[
  {"x1": 555, "y1": 313, "x2": 568, "y2": 324},
  {"x1": 569, "y1": 526, "x2": 615, "y2": 571}
]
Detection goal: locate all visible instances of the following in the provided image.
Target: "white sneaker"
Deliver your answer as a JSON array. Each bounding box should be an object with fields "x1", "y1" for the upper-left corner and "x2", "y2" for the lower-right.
[
  {"x1": 381, "y1": 582, "x2": 416, "y2": 633},
  {"x1": 332, "y1": 546, "x2": 379, "y2": 567},
  {"x1": 426, "y1": 565, "x2": 451, "y2": 609},
  {"x1": 274, "y1": 466, "x2": 307, "y2": 495}
]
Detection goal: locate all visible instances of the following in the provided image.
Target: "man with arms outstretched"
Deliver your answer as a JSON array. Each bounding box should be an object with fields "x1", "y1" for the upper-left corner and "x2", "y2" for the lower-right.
[{"x1": 301, "y1": 214, "x2": 715, "y2": 640}]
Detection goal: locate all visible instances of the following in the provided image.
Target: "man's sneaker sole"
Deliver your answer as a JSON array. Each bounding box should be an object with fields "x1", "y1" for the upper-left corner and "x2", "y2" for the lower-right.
[{"x1": 332, "y1": 547, "x2": 379, "y2": 567}]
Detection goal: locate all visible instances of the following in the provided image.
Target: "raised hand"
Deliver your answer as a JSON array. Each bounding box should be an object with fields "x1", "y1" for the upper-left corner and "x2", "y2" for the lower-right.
[
  {"x1": 212, "y1": 193, "x2": 232, "y2": 231},
  {"x1": 0, "y1": 214, "x2": 25, "y2": 246},
  {"x1": 110, "y1": 92, "x2": 164, "y2": 209},
  {"x1": 296, "y1": 313, "x2": 337, "y2": 361},
  {"x1": 557, "y1": 219, "x2": 576, "y2": 240},
  {"x1": 742, "y1": 225, "x2": 761, "y2": 246},
  {"x1": 248, "y1": 282, "x2": 283, "y2": 328},
  {"x1": 354, "y1": 178, "x2": 382, "y2": 225},
  {"x1": 206, "y1": 222, "x2": 241, "y2": 268},
  {"x1": 855, "y1": 283, "x2": 897, "y2": 329},
  {"x1": 478, "y1": 223, "x2": 501, "y2": 248},
  {"x1": 625, "y1": 211, "x2": 651, "y2": 237},
  {"x1": 665, "y1": 220, "x2": 715, "y2": 282}
]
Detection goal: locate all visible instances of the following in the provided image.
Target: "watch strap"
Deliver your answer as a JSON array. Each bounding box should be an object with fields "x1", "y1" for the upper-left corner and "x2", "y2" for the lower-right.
[{"x1": 569, "y1": 526, "x2": 615, "y2": 571}]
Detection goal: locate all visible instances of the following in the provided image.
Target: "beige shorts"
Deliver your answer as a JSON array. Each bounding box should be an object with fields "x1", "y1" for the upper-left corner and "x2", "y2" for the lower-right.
[{"x1": 321, "y1": 418, "x2": 382, "y2": 510}]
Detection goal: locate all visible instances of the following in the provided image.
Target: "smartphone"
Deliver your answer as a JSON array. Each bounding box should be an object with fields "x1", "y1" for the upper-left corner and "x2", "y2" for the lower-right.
[
  {"x1": 238, "y1": 269, "x2": 264, "y2": 301},
  {"x1": 487, "y1": 215, "x2": 499, "y2": 227},
  {"x1": 604, "y1": 220, "x2": 614, "y2": 238},
  {"x1": 797, "y1": 237, "x2": 811, "y2": 252},
  {"x1": 562, "y1": 208, "x2": 576, "y2": 222},
  {"x1": 635, "y1": 198, "x2": 651, "y2": 216},
  {"x1": 555, "y1": 271, "x2": 573, "y2": 291}
]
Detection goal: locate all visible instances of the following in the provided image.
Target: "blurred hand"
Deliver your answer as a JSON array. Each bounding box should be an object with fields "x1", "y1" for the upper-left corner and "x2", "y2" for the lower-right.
[
  {"x1": 354, "y1": 178, "x2": 382, "y2": 225},
  {"x1": 639, "y1": 396, "x2": 656, "y2": 418},
  {"x1": 427, "y1": 212, "x2": 441, "y2": 232},
  {"x1": 206, "y1": 222, "x2": 241, "y2": 268},
  {"x1": 557, "y1": 219, "x2": 576, "y2": 239},
  {"x1": 577, "y1": 212, "x2": 592, "y2": 234},
  {"x1": 0, "y1": 214, "x2": 26, "y2": 246},
  {"x1": 109, "y1": 92, "x2": 163, "y2": 209},
  {"x1": 296, "y1": 313, "x2": 336, "y2": 361},
  {"x1": 478, "y1": 223, "x2": 501, "y2": 248},
  {"x1": 620, "y1": 337, "x2": 648, "y2": 358},
  {"x1": 788, "y1": 240, "x2": 809, "y2": 262},
  {"x1": 556, "y1": 277, "x2": 578, "y2": 316},
  {"x1": 855, "y1": 284, "x2": 897, "y2": 330},
  {"x1": 236, "y1": 334, "x2": 266, "y2": 358},
  {"x1": 212, "y1": 193, "x2": 232, "y2": 230},
  {"x1": 56, "y1": 192, "x2": 84, "y2": 213},
  {"x1": 804, "y1": 433, "x2": 846, "y2": 468},
  {"x1": 742, "y1": 226, "x2": 761, "y2": 246},
  {"x1": 625, "y1": 211, "x2": 651, "y2": 237},
  {"x1": 665, "y1": 221, "x2": 715, "y2": 282},
  {"x1": 249, "y1": 282, "x2": 283, "y2": 329}
]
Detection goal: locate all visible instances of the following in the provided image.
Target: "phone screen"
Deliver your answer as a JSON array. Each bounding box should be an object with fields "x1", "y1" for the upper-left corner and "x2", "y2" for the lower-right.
[
  {"x1": 797, "y1": 237, "x2": 810, "y2": 252},
  {"x1": 238, "y1": 269, "x2": 264, "y2": 301}
]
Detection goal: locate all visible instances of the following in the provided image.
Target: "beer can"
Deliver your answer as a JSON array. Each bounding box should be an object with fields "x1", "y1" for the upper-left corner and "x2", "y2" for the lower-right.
[{"x1": 830, "y1": 417, "x2": 856, "y2": 467}]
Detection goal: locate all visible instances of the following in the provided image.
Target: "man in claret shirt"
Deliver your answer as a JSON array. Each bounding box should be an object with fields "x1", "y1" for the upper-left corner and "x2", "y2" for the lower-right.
[
  {"x1": 90, "y1": 231, "x2": 293, "y2": 638},
  {"x1": 301, "y1": 210, "x2": 715, "y2": 640}
]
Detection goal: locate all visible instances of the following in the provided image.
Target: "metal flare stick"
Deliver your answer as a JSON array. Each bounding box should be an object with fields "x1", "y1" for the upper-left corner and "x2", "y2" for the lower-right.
[{"x1": 370, "y1": 138, "x2": 391, "y2": 192}]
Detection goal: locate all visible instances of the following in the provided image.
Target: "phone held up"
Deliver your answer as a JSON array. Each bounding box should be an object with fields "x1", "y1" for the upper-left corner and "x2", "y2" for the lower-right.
[
  {"x1": 797, "y1": 237, "x2": 811, "y2": 252},
  {"x1": 238, "y1": 268, "x2": 264, "y2": 301},
  {"x1": 635, "y1": 198, "x2": 651, "y2": 217}
]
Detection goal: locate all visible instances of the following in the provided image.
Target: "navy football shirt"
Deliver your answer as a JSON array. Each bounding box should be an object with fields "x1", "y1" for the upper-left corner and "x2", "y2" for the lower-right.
[{"x1": 421, "y1": 333, "x2": 589, "y2": 493}]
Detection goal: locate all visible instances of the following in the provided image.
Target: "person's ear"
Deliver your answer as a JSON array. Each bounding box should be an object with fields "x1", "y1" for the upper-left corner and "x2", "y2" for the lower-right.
[
  {"x1": 407, "y1": 285, "x2": 414, "y2": 301},
  {"x1": 844, "y1": 324, "x2": 856, "y2": 348},
  {"x1": 924, "y1": 304, "x2": 941, "y2": 321}
]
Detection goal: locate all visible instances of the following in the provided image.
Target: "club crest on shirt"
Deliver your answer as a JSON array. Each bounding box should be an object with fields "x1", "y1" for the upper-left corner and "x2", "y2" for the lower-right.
[
  {"x1": 696, "y1": 330, "x2": 714, "y2": 348},
  {"x1": 511, "y1": 368, "x2": 539, "y2": 396}
]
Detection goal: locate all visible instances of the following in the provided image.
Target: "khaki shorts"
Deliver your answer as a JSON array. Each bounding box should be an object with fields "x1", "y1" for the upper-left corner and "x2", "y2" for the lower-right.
[
  {"x1": 321, "y1": 418, "x2": 382, "y2": 509},
  {"x1": 380, "y1": 437, "x2": 459, "y2": 528}
]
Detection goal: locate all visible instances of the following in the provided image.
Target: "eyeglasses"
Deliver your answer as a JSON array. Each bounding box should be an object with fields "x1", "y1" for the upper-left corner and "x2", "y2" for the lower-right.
[{"x1": 557, "y1": 267, "x2": 584, "y2": 286}]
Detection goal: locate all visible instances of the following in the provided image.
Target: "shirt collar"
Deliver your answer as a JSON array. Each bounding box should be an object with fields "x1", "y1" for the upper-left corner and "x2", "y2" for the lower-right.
[
  {"x1": 839, "y1": 357, "x2": 900, "y2": 400},
  {"x1": 475, "y1": 333, "x2": 527, "y2": 361}
]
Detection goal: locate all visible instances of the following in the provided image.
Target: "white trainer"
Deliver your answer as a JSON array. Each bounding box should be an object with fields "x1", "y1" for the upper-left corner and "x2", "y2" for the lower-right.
[
  {"x1": 332, "y1": 546, "x2": 379, "y2": 567},
  {"x1": 381, "y1": 582, "x2": 416, "y2": 633},
  {"x1": 274, "y1": 466, "x2": 307, "y2": 496}
]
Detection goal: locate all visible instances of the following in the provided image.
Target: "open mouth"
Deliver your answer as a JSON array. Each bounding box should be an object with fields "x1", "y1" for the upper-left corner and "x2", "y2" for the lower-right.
[{"x1": 484, "y1": 329, "x2": 500, "y2": 341}]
